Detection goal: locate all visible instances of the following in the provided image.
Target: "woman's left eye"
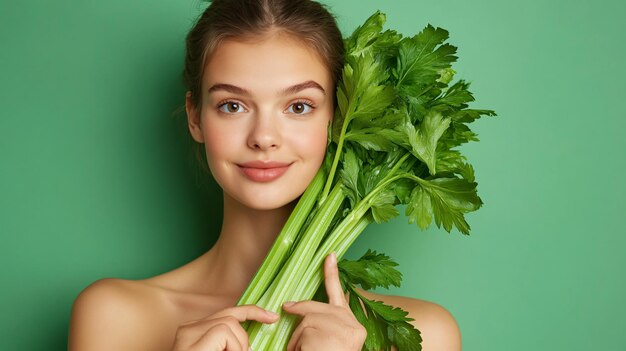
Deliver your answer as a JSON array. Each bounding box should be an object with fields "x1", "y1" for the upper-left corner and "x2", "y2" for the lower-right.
[{"x1": 286, "y1": 102, "x2": 313, "y2": 115}]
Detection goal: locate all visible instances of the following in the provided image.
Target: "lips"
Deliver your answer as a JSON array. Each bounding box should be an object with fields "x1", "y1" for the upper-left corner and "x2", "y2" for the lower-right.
[{"x1": 237, "y1": 160, "x2": 293, "y2": 182}]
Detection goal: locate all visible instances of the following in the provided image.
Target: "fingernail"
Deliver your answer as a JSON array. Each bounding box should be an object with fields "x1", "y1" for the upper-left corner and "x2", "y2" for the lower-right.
[
  {"x1": 249, "y1": 348, "x2": 253, "y2": 351},
  {"x1": 330, "y1": 251, "x2": 337, "y2": 264},
  {"x1": 283, "y1": 301, "x2": 295, "y2": 308},
  {"x1": 265, "y1": 310, "x2": 279, "y2": 318}
]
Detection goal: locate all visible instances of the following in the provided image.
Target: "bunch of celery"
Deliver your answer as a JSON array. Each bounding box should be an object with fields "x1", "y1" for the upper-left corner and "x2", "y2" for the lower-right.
[{"x1": 237, "y1": 11, "x2": 496, "y2": 351}]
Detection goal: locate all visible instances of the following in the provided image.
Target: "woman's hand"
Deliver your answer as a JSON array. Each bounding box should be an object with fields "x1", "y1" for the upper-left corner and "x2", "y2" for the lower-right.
[
  {"x1": 171, "y1": 305, "x2": 279, "y2": 351},
  {"x1": 282, "y1": 252, "x2": 367, "y2": 351}
]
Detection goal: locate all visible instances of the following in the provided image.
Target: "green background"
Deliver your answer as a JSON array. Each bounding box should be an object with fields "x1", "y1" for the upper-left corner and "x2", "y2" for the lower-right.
[{"x1": 1, "y1": 0, "x2": 624, "y2": 349}]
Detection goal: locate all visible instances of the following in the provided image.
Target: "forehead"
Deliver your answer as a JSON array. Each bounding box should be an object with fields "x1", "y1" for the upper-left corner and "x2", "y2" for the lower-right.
[{"x1": 202, "y1": 33, "x2": 332, "y2": 92}]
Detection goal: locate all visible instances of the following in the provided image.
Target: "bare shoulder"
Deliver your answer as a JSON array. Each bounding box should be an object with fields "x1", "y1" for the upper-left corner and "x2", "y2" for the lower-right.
[
  {"x1": 68, "y1": 278, "x2": 174, "y2": 351},
  {"x1": 358, "y1": 289, "x2": 462, "y2": 351}
]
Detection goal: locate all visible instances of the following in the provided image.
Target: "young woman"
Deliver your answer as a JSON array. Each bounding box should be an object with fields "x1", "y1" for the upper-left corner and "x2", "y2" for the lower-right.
[{"x1": 68, "y1": 1, "x2": 461, "y2": 350}]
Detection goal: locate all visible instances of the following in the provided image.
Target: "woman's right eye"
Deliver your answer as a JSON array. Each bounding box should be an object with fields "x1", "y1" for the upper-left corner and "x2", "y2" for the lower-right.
[{"x1": 218, "y1": 101, "x2": 245, "y2": 114}]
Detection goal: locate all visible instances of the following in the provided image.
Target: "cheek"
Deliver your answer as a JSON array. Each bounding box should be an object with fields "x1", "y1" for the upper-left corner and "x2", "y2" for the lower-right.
[
  {"x1": 201, "y1": 128, "x2": 235, "y2": 191},
  {"x1": 201, "y1": 119, "x2": 238, "y2": 172},
  {"x1": 292, "y1": 121, "x2": 328, "y2": 161}
]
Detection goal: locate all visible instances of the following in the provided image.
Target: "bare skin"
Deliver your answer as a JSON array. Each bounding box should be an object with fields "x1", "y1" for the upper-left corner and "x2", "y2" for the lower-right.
[
  {"x1": 68, "y1": 33, "x2": 461, "y2": 350},
  {"x1": 68, "y1": 243, "x2": 461, "y2": 350}
]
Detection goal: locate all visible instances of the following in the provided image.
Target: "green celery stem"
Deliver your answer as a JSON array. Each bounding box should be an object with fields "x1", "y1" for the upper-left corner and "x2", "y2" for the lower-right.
[
  {"x1": 268, "y1": 216, "x2": 371, "y2": 349},
  {"x1": 237, "y1": 169, "x2": 325, "y2": 305},
  {"x1": 247, "y1": 184, "x2": 345, "y2": 350},
  {"x1": 321, "y1": 107, "x2": 353, "y2": 202}
]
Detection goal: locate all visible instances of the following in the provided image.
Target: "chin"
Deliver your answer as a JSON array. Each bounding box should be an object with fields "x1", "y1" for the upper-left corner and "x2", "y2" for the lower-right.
[
  {"x1": 226, "y1": 188, "x2": 301, "y2": 212},
  {"x1": 242, "y1": 195, "x2": 300, "y2": 212}
]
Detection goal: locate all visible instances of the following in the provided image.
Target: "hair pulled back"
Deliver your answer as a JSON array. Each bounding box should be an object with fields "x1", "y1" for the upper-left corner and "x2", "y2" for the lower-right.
[{"x1": 183, "y1": 0, "x2": 345, "y2": 108}]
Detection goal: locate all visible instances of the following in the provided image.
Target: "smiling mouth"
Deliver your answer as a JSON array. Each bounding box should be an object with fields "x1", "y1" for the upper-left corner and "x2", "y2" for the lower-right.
[{"x1": 237, "y1": 161, "x2": 293, "y2": 182}]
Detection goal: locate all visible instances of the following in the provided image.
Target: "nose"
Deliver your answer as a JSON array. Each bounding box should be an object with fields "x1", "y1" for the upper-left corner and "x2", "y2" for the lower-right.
[{"x1": 247, "y1": 110, "x2": 281, "y2": 151}]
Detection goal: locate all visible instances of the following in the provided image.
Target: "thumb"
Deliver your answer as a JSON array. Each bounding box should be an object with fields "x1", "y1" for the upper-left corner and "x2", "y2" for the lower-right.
[{"x1": 324, "y1": 252, "x2": 347, "y2": 307}]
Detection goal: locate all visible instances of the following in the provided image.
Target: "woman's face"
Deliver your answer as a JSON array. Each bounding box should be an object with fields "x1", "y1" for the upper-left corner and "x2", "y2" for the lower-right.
[{"x1": 187, "y1": 33, "x2": 334, "y2": 210}]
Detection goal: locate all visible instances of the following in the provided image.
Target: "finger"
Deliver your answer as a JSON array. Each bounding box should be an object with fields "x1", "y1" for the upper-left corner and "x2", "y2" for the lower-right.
[
  {"x1": 183, "y1": 306, "x2": 278, "y2": 350},
  {"x1": 191, "y1": 323, "x2": 243, "y2": 351},
  {"x1": 287, "y1": 324, "x2": 317, "y2": 351},
  {"x1": 324, "y1": 252, "x2": 347, "y2": 307},
  {"x1": 282, "y1": 300, "x2": 336, "y2": 316},
  {"x1": 178, "y1": 316, "x2": 248, "y2": 350},
  {"x1": 219, "y1": 316, "x2": 249, "y2": 351},
  {"x1": 212, "y1": 304, "x2": 279, "y2": 324},
  {"x1": 290, "y1": 326, "x2": 322, "y2": 351},
  {"x1": 287, "y1": 312, "x2": 342, "y2": 351}
]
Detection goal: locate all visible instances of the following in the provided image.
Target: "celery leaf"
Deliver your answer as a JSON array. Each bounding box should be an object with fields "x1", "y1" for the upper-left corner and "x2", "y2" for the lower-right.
[
  {"x1": 406, "y1": 111, "x2": 451, "y2": 174},
  {"x1": 339, "y1": 250, "x2": 402, "y2": 290},
  {"x1": 409, "y1": 177, "x2": 483, "y2": 234}
]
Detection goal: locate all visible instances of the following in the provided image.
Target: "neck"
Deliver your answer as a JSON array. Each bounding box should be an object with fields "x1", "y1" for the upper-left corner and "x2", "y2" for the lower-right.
[{"x1": 204, "y1": 193, "x2": 295, "y2": 299}]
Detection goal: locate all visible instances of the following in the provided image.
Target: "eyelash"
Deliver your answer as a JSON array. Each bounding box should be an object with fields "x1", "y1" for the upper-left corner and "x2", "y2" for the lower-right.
[{"x1": 216, "y1": 99, "x2": 317, "y2": 115}]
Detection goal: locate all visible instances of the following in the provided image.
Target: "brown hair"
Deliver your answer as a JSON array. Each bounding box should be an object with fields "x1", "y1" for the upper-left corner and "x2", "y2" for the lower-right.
[{"x1": 183, "y1": 0, "x2": 345, "y2": 109}]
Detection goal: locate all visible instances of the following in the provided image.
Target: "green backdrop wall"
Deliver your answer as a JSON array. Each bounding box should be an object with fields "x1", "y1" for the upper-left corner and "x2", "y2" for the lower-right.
[{"x1": 1, "y1": 0, "x2": 624, "y2": 350}]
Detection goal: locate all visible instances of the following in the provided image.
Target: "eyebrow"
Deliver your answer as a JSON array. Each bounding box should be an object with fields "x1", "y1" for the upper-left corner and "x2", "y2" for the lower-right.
[{"x1": 208, "y1": 80, "x2": 326, "y2": 96}]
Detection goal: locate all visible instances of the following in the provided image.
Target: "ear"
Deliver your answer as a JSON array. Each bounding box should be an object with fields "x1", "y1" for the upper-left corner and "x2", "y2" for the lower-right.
[{"x1": 186, "y1": 91, "x2": 205, "y2": 143}]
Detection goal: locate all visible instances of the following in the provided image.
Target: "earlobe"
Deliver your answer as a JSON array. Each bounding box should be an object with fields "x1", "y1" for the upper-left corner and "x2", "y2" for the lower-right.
[{"x1": 185, "y1": 91, "x2": 205, "y2": 143}]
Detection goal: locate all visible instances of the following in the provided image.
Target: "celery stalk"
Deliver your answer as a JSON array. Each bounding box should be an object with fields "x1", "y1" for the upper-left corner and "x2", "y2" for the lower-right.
[
  {"x1": 237, "y1": 169, "x2": 325, "y2": 305},
  {"x1": 268, "y1": 216, "x2": 372, "y2": 348},
  {"x1": 247, "y1": 184, "x2": 345, "y2": 350}
]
